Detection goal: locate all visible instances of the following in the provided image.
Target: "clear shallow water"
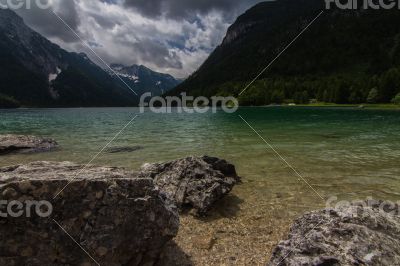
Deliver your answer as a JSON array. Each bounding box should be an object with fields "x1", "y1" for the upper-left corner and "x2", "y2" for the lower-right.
[{"x1": 1, "y1": 107, "x2": 400, "y2": 213}]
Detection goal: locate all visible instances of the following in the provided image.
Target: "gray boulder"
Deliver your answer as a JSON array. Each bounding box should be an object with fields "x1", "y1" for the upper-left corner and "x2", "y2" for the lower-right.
[
  {"x1": 0, "y1": 134, "x2": 58, "y2": 155},
  {"x1": 268, "y1": 200, "x2": 400, "y2": 265},
  {"x1": 139, "y1": 156, "x2": 240, "y2": 216},
  {"x1": 0, "y1": 161, "x2": 179, "y2": 266}
]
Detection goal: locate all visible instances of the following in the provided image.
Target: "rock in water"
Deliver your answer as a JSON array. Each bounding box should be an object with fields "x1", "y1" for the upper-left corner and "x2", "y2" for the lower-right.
[
  {"x1": 139, "y1": 156, "x2": 240, "y2": 216},
  {"x1": 268, "y1": 200, "x2": 400, "y2": 265},
  {"x1": 0, "y1": 161, "x2": 179, "y2": 266},
  {"x1": 105, "y1": 146, "x2": 144, "y2": 154},
  {"x1": 0, "y1": 134, "x2": 58, "y2": 155}
]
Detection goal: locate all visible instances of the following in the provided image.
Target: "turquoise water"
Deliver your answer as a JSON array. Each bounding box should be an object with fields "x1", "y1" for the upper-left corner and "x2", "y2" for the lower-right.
[{"x1": 1, "y1": 107, "x2": 400, "y2": 214}]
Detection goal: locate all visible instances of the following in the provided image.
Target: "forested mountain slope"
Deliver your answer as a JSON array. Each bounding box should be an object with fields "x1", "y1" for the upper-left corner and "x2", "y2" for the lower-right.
[{"x1": 169, "y1": 0, "x2": 400, "y2": 105}]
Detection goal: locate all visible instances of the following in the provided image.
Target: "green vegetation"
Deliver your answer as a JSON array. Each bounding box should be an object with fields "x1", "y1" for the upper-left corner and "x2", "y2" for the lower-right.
[
  {"x1": 288, "y1": 103, "x2": 400, "y2": 109},
  {"x1": 0, "y1": 93, "x2": 20, "y2": 108},
  {"x1": 392, "y1": 93, "x2": 400, "y2": 105},
  {"x1": 205, "y1": 66, "x2": 400, "y2": 106}
]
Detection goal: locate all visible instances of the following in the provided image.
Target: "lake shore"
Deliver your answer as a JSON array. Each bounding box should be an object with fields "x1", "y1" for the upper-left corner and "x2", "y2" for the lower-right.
[
  {"x1": 160, "y1": 187, "x2": 295, "y2": 265},
  {"x1": 236, "y1": 103, "x2": 400, "y2": 110},
  {"x1": 286, "y1": 103, "x2": 400, "y2": 109},
  {"x1": 1, "y1": 103, "x2": 400, "y2": 110},
  {"x1": 1, "y1": 107, "x2": 400, "y2": 264}
]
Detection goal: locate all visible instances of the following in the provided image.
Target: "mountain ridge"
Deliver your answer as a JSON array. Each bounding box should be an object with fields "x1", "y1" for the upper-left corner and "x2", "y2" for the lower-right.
[
  {"x1": 110, "y1": 63, "x2": 181, "y2": 96},
  {"x1": 169, "y1": 0, "x2": 400, "y2": 105}
]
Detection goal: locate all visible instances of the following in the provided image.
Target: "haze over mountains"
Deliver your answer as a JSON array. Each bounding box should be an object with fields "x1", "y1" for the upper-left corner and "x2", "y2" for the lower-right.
[
  {"x1": 170, "y1": 0, "x2": 400, "y2": 105},
  {"x1": 0, "y1": 9, "x2": 180, "y2": 108}
]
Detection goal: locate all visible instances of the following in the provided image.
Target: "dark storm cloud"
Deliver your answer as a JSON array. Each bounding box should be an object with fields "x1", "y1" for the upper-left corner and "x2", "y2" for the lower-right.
[
  {"x1": 15, "y1": 0, "x2": 80, "y2": 43},
  {"x1": 133, "y1": 39, "x2": 183, "y2": 69},
  {"x1": 9, "y1": 0, "x2": 265, "y2": 77},
  {"x1": 90, "y1": 12, "x2": 120, "y2": 29},
  {"x1": 123, "y1": 0, "x2": 263, "y2": 20},
  {"x1": 124, "y1": 0, "x2": 164, "y2": 17}
]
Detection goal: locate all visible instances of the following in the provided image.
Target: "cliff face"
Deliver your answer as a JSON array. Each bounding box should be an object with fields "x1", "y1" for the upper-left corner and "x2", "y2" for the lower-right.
[{"x1": 221, "y1": 21, "x2": 257, "y2": 46}]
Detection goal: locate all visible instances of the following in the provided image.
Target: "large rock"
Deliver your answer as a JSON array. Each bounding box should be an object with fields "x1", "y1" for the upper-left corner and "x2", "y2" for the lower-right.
[
  {"x1": 0, "y1": 134, "x2": 58, "y2": 155},
  {"x1": 0, "y1": 161, "x2": 179, "y2": 266},
  {"x1": 139, "y1": 156, "x2": 240, "y2": 216},
  {"x1": 268, "y1": 200, "x2": 400, "y2": 265}
]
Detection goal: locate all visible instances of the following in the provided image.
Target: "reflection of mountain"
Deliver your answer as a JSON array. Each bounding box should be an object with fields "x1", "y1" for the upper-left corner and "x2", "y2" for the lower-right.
[
  {"x1": 170, "y1": 0, "x2": 400, "y2": 105},
  {"x1": 110, "y1": 64, "x2": 181, "y2": 96},
  {"x1": 0, "y1": 9, "x2": 141, "y2": 107}
]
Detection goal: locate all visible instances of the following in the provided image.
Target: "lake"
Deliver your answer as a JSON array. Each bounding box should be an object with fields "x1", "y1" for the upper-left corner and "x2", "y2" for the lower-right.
[{"x1": 1, "y1": 107, "x2": 400, "y2": 263}]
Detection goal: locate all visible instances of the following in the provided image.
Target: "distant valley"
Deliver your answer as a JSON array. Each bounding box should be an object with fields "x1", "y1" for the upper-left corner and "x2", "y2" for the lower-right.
[{"x1": 110, "y1": 64, "x2": 181, "y2": 97}]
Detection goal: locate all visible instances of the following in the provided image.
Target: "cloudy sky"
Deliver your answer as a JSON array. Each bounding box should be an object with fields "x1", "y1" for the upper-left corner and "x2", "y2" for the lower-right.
[{"x1": 13, "y1": 0, "x2": 264, "y2": 78}]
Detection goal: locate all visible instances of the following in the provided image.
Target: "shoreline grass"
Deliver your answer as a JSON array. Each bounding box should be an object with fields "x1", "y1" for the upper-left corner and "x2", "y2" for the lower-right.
[{"x1": 291, "y1": 103, "x2": 400, "y2": 109}]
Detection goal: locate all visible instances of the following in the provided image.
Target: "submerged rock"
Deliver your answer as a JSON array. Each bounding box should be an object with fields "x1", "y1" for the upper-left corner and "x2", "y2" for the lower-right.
[
  {"x1": 268, "y1": 200, "x2": 400, "y2": 265},
  {"x1": 139, "y1": 156, "x2": 240, "y2": 216},
  {"x1": 0, "y1": 161, "x2": 179, "y2": 266},
  {"x1": 105, "y1": 146, "x2": 144, "y2": 154},
  {"x1": 0, "y1": 134, "x2": 58, "y2": 155}
]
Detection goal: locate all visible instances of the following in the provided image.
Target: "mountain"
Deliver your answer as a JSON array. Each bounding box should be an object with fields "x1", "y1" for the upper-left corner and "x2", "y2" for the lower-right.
[
  {"x1": 110, "y1": 64, "x2": 181, "y2": 96},
  {"x1": 169, "y1": 0, "x2": 400, "y2": 105},
  {"x1": 0, "y1": 9, "x2": 137, "y2": 108}
]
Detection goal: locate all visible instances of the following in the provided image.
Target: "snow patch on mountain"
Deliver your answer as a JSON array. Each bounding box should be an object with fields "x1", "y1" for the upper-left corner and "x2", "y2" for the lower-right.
[
  {"x1": 48, "y1": 67, "x2": 61, "y2": 83},
  {"x1": 117, "y1": 72, "x2": 139, "y2": 82}
]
